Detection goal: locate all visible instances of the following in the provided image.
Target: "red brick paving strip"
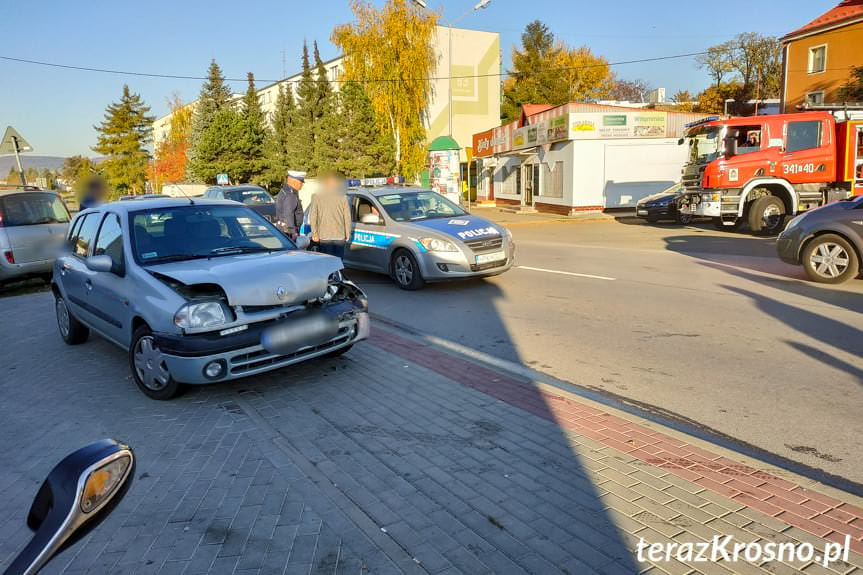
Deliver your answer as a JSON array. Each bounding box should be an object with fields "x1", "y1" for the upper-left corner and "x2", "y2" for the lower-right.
[{"x1": 369, "y1": 327, "x2": 863, "y2": 554}]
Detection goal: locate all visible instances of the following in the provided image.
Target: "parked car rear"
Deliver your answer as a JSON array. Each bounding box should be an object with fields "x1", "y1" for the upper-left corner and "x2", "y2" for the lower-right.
[
  {"x1": 0, "y1": 189, "x2": 70, "y2": 285},
  {"x1": 203, "y1": 185, "x2": 276, "y2": 221}
]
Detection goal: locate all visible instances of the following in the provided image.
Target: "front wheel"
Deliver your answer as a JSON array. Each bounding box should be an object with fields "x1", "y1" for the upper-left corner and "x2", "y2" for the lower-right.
[
  {"x1": 391, "y1": 250, "x2": 425, "y2": 290},
  {"x1": 676, "y1": 211, "x2": 693, "y2": 225},
  {"x1": 55, "y1": 294, "x2": 89, "y2": 345},
  {"x1": 130, "y1": 326, "x2": 183, "y2": 400},
  {"x1": 748, "y1": 196, "x2": 787, "y2": 235},
  {"x1": 802, "y1": 234, "x2": 860, "y2": 284}
]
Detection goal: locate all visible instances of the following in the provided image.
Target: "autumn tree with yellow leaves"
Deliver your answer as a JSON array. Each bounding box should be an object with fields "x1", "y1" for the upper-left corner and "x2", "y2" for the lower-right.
[{"x1": 332, "y1": 0, "x2": 437, "y2": 178}]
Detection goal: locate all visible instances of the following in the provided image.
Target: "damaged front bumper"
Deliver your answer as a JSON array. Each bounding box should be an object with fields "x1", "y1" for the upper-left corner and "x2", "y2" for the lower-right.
[{"x1": 154, "y1": 295, "x2": 369, "y2": 385}]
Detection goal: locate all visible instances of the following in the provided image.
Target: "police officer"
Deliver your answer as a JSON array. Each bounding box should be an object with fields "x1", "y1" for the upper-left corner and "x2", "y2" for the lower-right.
[{"x1": 275, "y1": 170, "x2": 305, "y2": 240}]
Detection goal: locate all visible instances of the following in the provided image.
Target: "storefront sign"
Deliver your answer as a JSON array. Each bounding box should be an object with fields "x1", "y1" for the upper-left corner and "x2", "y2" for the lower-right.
[
  {"x1": 569, "y1": 112, "x2": 666, "y2": 139},
  {"x1": 472, "y1": 129, "x2": 497, "y2": 157}
]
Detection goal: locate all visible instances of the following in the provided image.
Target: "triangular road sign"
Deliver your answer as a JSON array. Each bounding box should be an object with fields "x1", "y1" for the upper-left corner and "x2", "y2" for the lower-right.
[{"x1": 0, "y1": 126, "x2": 33, "y2": 154}]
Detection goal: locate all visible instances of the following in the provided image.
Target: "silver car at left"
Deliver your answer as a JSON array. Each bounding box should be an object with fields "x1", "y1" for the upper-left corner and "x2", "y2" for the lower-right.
[{"x1": 52, "y1": 197, "x2": 369, "y2": 399}]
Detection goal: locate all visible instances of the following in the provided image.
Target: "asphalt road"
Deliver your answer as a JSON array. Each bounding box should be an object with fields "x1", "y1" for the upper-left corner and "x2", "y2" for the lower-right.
[{"x1": 349, "y1": 215, "x2": 863, "y2": 484}]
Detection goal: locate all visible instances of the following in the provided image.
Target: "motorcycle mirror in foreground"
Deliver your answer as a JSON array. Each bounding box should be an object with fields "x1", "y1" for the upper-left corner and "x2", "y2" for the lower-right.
[{"x1": 2, "y1": 439, "x2": 135, "y2": 575}]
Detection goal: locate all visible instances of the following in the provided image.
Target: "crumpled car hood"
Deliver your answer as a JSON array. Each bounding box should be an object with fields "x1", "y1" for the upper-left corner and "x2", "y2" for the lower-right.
[{"x1": 146, "y1": 250, "x2": 342, "y2": 306}]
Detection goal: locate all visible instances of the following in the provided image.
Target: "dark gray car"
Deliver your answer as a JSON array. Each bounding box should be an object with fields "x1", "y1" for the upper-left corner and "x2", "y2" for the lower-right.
[
  {"x1": 776, "y1": 195, "x2": 863, "y2": 284},
  {"x1": 203, "y1": 185, "x2": 276, "y2": 221}
]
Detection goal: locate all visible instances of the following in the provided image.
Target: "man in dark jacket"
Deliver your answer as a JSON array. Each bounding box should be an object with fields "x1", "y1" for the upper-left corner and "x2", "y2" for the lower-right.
[{"x1": 275, "y1": 170, "x2": 305, "y2": 239}]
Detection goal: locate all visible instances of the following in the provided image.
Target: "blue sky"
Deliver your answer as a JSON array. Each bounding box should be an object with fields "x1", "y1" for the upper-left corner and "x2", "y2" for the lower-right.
[{"x1": 0, "y1": 0, "x2": 837, "y2": 157}]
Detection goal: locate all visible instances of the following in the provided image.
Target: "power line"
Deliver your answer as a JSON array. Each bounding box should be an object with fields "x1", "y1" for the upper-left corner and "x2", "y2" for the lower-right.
[{"x1": 0, "y1": 51, "x2": 710, "y2": 86}]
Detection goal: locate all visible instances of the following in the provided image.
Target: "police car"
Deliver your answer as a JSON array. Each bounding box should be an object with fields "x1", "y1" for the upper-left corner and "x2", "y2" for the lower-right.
[{"x1": 304, "y1": 181, "x2": 515, "y2": 290}]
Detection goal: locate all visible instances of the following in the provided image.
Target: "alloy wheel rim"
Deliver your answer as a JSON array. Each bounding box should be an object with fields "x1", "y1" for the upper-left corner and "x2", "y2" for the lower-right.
[
  {"x1": 134, "y1": 336, "x2": 171, "y2": 391},
  {"x1": 395, "y1": 255, "x2": 413, "y2": 285},
  {"x1": 56, "y1": 299, "x2": 70, "y2": 338},
  {"x1": 810, "y1": 243, "x2": 850, "y2": 278}
]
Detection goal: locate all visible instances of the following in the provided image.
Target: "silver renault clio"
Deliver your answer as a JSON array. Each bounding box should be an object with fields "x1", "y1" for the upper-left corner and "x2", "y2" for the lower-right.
[{"x1": 52, "y1": 197, "x2": 369, "y2": 400}]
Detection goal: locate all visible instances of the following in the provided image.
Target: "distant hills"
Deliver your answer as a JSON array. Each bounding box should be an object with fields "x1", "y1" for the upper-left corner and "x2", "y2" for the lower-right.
[{"x1": 0, "y1": 155, "x2": 67, "y2": 173}]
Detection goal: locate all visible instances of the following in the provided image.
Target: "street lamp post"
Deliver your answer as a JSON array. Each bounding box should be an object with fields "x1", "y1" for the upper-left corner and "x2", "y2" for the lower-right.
[{"x1": 413, "y1": 0, "x2": 492, "y2": 138}]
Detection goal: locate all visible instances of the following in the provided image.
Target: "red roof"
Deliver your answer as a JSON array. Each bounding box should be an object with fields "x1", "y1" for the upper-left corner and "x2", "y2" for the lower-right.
[
  {"x1": 783, "y1": 0, "x2": 863, "y2": 40},
  {"x1": 518, "y1": 104, "x2": 554, "y2": 126}
]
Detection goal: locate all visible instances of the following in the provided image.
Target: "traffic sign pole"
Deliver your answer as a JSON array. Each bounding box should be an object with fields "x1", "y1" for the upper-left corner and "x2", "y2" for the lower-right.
[{"x1": 12, "y1": 136, "x2": 26, "y2": 186}]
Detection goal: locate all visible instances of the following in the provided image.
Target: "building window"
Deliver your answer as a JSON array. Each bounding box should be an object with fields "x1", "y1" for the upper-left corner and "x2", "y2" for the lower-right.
[
  {"x1": 805, "y1": 91, "x2": 824, "y2": 106},
  {"x1": 542, "y1": 161, "x2": 564, "y2": 198},
  {"x1": 808, "y1": 45, "x2": 826, "y2": 74}
]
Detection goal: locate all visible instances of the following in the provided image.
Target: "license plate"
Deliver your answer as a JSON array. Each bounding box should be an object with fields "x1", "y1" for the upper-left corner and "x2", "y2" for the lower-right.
[
  {"x1": 475, "y1": 251, "x2": 506, "y2": 265},
  {"x1": 637, "y1": 209, "x2": 648, "y2": 216}
]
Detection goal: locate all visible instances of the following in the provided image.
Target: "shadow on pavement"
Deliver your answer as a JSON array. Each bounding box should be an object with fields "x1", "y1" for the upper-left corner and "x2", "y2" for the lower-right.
[{"x1": 721, "y1": 284, "x2": 863, "y2": 384}]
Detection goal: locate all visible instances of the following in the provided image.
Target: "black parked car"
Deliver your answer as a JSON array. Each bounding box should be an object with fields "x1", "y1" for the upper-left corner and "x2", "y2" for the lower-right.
[
  {"x1": 777, "y1": 194, "x2": 863, "y2": 284},
  {"x1": 203, "y1": 185, "x2": 276, "y2": 221},
  {"x1": 635, "y1": 184, "x2": 692, "y2": 225}
]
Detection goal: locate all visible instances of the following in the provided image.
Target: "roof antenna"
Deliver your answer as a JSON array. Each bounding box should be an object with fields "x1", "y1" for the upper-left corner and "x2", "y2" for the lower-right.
[{"x1": 172, "y1": 183, "x2": 195, "y2": 205}]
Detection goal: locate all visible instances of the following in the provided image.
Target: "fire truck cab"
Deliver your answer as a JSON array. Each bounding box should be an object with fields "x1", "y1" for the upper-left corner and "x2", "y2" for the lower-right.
[{"x1": 678, "y1": 110, "x2": 863, "y2": 235}]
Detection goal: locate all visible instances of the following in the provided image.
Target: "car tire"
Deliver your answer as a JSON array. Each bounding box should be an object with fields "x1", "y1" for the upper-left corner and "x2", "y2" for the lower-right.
[
  {"x1": 676, "y1": 211, "x2": 693, "y2": 225},
  {"x1": 748, "y1": 196, "x2": 786, "y2": 235},
  {"x1": 801, "y1": 234, "x2": 860, "y2": 285},
  {"x1": 129, "y1": 325, "x2": 183, "y2": 400},
  {"x1": 55, "y1": 294, "x2": 89, "y2": 345},
  {"x1": 391, "y1": 249, "x2": 425, "y2": 290}
]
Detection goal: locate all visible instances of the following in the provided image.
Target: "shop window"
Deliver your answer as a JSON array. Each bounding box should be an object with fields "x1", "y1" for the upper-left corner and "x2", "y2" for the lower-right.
[
  {"x1": 808, "y1": 45, "x2": 826, "y2": 74},
  {"x1": 542, "y1": 162, "x2": 564, "y2": 198},
  {"x1": 786, "y1": 120, "x2": 822, "y2": 153}
]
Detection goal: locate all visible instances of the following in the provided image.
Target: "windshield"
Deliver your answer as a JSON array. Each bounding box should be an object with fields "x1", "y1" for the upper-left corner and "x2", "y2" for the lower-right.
[
  {"x1": 686, "y1": 126, "x2": 722, "y2": 164},
  {"x1": 224, "y1": 188, "x2": 274, "y2": 205},
  {"x1": 0, "y1": 192, "x2": 70, "y2": 226},
  {"x1": 131, "y1": 205, "x2": 293, "y2": 264},
  {"x1": 377, "y1": 190, "x2": 466, "y2": 222}
]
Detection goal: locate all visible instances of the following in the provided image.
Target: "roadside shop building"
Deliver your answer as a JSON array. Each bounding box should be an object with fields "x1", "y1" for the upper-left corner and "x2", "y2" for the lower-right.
[{"x1": 472, "y1": 103, "x2": 713, "y2": 214}]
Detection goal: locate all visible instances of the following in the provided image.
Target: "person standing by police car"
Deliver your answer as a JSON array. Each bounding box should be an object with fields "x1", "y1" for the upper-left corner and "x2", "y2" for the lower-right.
[
  {"x1": 308, "y1": 171, "x2": 352, "y2": 259},
  {"x1": 275, "y1": 170, "x2": 305, "y2": 240}
]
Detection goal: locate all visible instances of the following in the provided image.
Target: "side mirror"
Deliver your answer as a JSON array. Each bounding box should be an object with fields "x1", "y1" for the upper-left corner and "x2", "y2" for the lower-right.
[
  {"x1": 724, "y1": 132, "x2": 738, "y2": 158},
  {"x1": 360, "y1": 214, "x2": 383, "y2": 225},
  {"x1": 295, "y1": 236, "x2": 311, "y2": 250},
  {"x1": 3, "y1": 439, "x2": 134, "y2": 575},
  {"x1": 85, "y1": 254, "x2": 114, "y2": 273}
]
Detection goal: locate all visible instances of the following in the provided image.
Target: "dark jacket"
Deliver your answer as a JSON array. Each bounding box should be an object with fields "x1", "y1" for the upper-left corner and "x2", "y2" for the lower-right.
[{"x1": 275, "y1": 186, "x2": 303, "y2": 233}]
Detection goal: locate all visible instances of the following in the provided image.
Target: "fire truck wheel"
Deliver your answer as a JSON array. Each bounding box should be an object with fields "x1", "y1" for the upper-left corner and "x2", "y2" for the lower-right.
[
  {"x1": 748, "y1": 196, "x2": 786, "y2": 235},
  {"x1": 802, "y1": 234, "x2": 860, "y2": 284}
]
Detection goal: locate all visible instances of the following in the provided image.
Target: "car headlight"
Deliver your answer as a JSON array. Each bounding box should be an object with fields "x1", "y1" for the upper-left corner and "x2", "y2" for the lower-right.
[
  {"x1": 174, "y1": 301, "x2": 227, "y2": 329},
  {"x1": 419, "y1": 237, "x2": 458, "y2": 252}
]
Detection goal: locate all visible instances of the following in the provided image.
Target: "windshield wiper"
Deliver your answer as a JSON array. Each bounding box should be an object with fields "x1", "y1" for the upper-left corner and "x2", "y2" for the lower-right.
[
  {"x1": 208, "y1": 246, "x2": 274, "y2": 256},
  {"x1": 144, "y1": 254, "x2": 208, "y2": 264}
]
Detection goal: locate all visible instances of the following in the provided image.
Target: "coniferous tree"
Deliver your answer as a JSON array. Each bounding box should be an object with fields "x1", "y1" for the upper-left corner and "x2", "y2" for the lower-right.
[
  {"x1": 265, "y1": 82, "x2": 299, "y2": 187},
  {"x1": 293, "y1": 42, "x2": 318, "y2": 174},
  {"x1": 192, "y1": 107, "x2": 245, "y2": 184},
  {"x1": 238, "y1": 72, "x2": 269, "y2": 183},
  {"x1": 188, "y1": 60, "x2": 234, "y2": 180},
  {"x1": 316, "y1": 81, "x2": 394, "y2": 177},
  {"x1": 92, "y1": 85, "x2": 154, "y2": 197}
]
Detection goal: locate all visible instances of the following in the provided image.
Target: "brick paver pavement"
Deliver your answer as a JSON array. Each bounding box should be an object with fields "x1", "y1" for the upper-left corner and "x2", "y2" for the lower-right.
[{"x1": 1, "y1": 292, "x2": 862, "y2": 575}]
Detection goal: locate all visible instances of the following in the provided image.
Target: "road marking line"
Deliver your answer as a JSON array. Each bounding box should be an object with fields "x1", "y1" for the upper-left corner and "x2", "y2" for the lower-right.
[{"x1": 516, "y1": 265, "x2": 616, "y2": 281}]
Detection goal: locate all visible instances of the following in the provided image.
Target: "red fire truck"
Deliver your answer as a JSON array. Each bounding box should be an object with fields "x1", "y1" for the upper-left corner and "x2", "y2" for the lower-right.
[{"x1": 678, "y1": 108, "x2": 863, "y2": 235}]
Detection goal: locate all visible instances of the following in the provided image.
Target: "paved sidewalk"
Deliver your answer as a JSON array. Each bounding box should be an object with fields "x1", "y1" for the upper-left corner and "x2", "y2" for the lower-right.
[
  {"x1": 468, "y1": 206, "x2": 636, "y2": 226},
  {"x1": 0, "y1": 292, "x2": 862, "y2": 575}
]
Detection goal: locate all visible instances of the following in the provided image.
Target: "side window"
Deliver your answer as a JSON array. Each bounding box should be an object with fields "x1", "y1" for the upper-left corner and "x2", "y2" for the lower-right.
[
  {"x1": 94, "y1": 214, "x2": 124, "y2": 272},
  {"x1": 787, "y1": 121, "x2": 823, "y2": 153},
  {"x1": 74, "y1": 214, "x2": 101, "y2": 258},
  {"x1": 67, "y1": 215, "x2": 85, "y2": 246},
  {"x1": 355, "y1": 197, "x2": 382, "y2": 224},
  {"x1": 732, "y1": 125, "x2": 763, "y2": 155}
]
